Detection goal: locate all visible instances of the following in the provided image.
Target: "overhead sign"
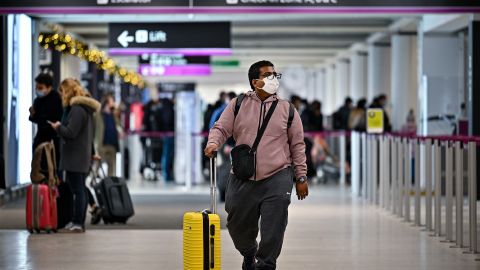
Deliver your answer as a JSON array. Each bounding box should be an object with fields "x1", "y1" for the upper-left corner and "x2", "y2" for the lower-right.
[
  {"x1": 157, "y1": 83, "x2": 196, "y2": 92},
  {"x1": 367, "y1": 109, "x2": 384, "y2": 134},
  {"x1": 0, "y1": 0, "x2": 189, "y2": 8},
  {"x1": 138, "y1": 54, "x2": 210, "y2": 66},
  {"x1": 196, "y1": 0, "x2": 480, "y2": 7},
  {"x1": 139, "y1": 64, "x2": 211, "y2": 76},
  {"x1": 1, "y1": 0, "x2": 479, "y2": 13},
  {"x1": 212, "y1": 59, "x2": 240, "y2": 67},
  {"x1": 109, "y1": 23, "x2": 231, "y2": 56}
]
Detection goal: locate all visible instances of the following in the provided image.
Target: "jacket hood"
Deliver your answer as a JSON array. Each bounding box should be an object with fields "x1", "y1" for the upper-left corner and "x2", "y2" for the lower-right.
[
  {"x1": 245, "y1": 90, "x2": 279, "y2": 103},
  {"x1": 70, "y1": 96, "x2": 101, "y2": 113}
]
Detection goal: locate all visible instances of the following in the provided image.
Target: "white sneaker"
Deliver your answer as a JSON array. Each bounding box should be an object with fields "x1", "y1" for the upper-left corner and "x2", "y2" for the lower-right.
[
  {"x1": 59, "y1": 223, "x2": 84, "y2": 233},
  {"x1": 69, "y1": 225, "x2": 85, "y2": 233}
]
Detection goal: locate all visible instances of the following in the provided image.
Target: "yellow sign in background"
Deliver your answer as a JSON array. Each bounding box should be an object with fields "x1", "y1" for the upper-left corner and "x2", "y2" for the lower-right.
[{"x1": 367, "y1": 109, "x2": 384, "y2": 133}]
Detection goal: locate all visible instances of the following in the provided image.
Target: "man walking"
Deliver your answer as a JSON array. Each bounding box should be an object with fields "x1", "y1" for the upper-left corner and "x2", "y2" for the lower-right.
[
  {"x1": 95, "y1": 93, "x2": 122, "y2": 176},
  {"x1": 204, "y1": 60, "x2": 308, "y2": 270}
]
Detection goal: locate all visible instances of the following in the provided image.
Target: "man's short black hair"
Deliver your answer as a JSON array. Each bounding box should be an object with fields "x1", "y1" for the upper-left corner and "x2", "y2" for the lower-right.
[
  {"x1": 248, "y1": 60, "x2": 274, "y2": 90},
  {"x1": 377, "y1": 94, "x2": 387, "y2": 101},
  {"x1": 35, "y1": 73, "x2": 54, "y2": 88},
  {"x1": 227, "y1": 91, "x2": 237, "y2": 100},
  {"x1": 290, "y1": 95, "x2": 301, "y2": 104},
  {"x1": 345, "y1": 97, "x2": 353, "y2": 105},
  {"x1": 312, "y1": 100, "x2": 321, "y2": 110},
  {"x1": 357, "y1": 98, "x2": 367, "y2": 109}
]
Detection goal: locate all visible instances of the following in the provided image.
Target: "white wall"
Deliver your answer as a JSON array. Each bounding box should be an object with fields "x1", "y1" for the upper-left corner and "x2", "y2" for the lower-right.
[
  {"x1": 335, "y1": 60, "x2": 350, "y2": 109},
  {"x1": 314, "y1": 68, "x2": 327, "y2": 103},
  {"x1": 349, "y1": 53, "x2": 368, "y2": 102},
  {"x1": 368, "y1": 45, "x2": 391, "y2": 104},
  {"x1": 421, "y1": 35, "x2": 461, "y2": 135},
  {"x1": 60, "y1": 54, "x2": 83, "y2": 81},
  {"x1": 325, "y1": 65, "x2": 336, "y2": 115},
  {"x1": 196, "y1": 83, "x2": 248, "y2": 105},
  {"x1": 391, "y1": 35, "x2": 418, "y2": 131}
]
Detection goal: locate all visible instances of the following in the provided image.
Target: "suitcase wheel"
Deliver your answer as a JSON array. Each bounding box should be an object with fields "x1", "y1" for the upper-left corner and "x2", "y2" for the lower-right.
[
  {"x1": 52, "y1": 229, "x2": 58, "y2": 233},
  {"x1": 28, "y1": 229, "x2": 34, "y2": 234},
  {"x1": 35, "y1": 229, "x2": 40, "y2": 234}
]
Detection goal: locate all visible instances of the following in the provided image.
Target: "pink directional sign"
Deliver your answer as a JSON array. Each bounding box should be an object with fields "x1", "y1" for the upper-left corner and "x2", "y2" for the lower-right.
[{"x1": 138, "y1": 64, "x2": 212, "y2": 76}]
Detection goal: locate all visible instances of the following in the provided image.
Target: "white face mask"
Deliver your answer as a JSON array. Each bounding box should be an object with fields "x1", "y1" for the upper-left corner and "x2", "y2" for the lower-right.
[{"x1": 261, "y1": 77, "x2": 280, "y2": 94}]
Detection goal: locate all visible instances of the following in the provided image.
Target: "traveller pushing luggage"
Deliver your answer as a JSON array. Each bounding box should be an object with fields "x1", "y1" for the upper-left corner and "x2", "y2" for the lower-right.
[{"x1": 183, "y1": 153, "x2": 221, "y2": 270}]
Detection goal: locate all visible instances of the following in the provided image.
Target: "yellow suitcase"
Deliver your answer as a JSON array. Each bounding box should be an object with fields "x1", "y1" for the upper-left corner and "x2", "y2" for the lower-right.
[{"x1": 183, "y1": 155, "x2": 221, "y2": 270}]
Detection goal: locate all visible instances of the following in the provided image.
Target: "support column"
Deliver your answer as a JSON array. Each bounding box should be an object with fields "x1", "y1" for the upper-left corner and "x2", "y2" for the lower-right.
[
  {"x1": 350, "y1": 52, "x2": 368, "y2": 101},
  {"x1": 0, "y1": 15, "x2": 5, "y2": 189},
  {"x1": 314, "y1": 68, "x2": 326, "y2": 103},
  {"x1": 325, "y1": 64, "x2": 336, "y2": 115},
  {"x1": 368, "y1": 43, "x2": 391, "y2": 103},
  {"x1": 391, "y1": 34, "x2": 418, "y2": 131},
  {"x1": 335, "y1": 59, "x2": 350, "y2": 108},
  {"x1": 467, "y1": 18, "x2": 480, "y2": 197}
]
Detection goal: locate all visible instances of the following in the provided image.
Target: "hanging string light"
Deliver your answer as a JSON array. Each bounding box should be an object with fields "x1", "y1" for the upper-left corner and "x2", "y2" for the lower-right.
[{"x1": 38, "y1": 32, "x2": 145, "y2": 88}]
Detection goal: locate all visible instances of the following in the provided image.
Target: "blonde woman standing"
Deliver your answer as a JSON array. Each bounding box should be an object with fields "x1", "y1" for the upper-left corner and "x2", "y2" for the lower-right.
[{"x1": 49, "y1": 78, "x2": 100, "y2": 233}]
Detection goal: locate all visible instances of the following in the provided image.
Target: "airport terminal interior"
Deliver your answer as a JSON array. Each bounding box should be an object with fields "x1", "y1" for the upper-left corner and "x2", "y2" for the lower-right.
[{"x1": 1, "y1": 1, "x2": 480, "y2": 269}]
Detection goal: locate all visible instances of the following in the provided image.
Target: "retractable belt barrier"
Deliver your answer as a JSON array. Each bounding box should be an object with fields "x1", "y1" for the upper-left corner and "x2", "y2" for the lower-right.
[{"x1": 351, "y1": 131, "x2": 480, "y2": 258}]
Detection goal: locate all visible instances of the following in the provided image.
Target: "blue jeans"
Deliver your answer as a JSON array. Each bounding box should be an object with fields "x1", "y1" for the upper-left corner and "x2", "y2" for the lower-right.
[
  {"x1": 161, "y1": 137, "x2": 174, "y2": 181},
  {"x1": 66, "y1": 171, "x2": 88, "y2": 226}
]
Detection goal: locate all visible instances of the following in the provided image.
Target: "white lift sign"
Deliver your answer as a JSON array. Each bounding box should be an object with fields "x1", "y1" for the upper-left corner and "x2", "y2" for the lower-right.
[{"x1": 117, "y1": 30, "x2": 167, "y2": 48}]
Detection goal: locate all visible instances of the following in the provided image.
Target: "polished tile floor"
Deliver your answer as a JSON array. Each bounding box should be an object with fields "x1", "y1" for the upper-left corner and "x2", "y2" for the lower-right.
[{"x1": 1, "y1": 185, "x2": 479, "y2": 270}]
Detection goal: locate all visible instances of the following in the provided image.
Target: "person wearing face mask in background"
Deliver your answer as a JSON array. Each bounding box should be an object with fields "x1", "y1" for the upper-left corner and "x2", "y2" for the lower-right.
[
  {"x1": 29, "y1": 73, "x2": 63, "y2": 159},
  {"x1": 94, "y1": 92, "x2": 123, "y2": 177},
  {"x1": 204, "y1": 60, "x2": 308, "y2": 270}
]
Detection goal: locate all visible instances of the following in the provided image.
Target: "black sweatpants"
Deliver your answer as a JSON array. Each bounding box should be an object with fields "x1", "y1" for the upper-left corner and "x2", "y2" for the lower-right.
[{"x1": 225, "y1": 168, "x2": 294, "y2": 270}]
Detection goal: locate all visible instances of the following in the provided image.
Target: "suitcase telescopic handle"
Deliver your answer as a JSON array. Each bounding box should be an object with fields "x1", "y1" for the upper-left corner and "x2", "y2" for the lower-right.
[{"x1": 209, "y1": 152, "x2": 218, "y2": 214}]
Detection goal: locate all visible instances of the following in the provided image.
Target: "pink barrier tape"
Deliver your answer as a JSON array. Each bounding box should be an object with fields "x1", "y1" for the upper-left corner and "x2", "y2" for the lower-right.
[
  {"x1": 127, "y1": 131, "x2": 175, "y2": 138},
  {"x1": 304, "y1": 131, "x2": 350, "y2": 138},
  {"x1": 126, "y1": 129, "x2": 480, "y2": 143},
  {"x1": 127, "y1": 130, "x2": 351, "y2": 138}
]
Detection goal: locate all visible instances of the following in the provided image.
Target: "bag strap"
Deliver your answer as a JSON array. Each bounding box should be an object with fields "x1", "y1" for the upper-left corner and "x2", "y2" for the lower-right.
[
  {"x1": 287, "y1": 102, "x2": 295, "y2": 129},
  {"x1": 44, "y1": 142, "x2": 57, "y2": 187},
  {"x1": 251, "y1": 100, "x2": 278, "y2": 153},
  {"x1": 234, "y1": 93, "x2": 245, "y2": 119},
  {"x1": 31, "y1": 143, "x2": 46, "y2": 184}
]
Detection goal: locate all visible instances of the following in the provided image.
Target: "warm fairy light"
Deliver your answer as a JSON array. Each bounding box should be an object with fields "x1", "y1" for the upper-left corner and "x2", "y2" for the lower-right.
[{"x1": 37, "y1": 32, "x2": 145, "y2": 88}]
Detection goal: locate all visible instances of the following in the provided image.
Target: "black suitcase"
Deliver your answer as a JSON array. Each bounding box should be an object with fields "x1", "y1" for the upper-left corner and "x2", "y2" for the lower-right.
[{"x1": 92, "y1": 169, "x2": 134, "y2": 224}]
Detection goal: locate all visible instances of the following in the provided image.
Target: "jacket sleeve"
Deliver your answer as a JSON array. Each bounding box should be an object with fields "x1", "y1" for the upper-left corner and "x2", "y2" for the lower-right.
[
  {"x1": 29, "y1": 99, "x2": 46, "y2": 125},
  {"x1": 288, "y1": 107, "x2": 307, "y2": 179},
  {"x1": 207, "y1": 98, "x2": 236, "y2": 149},
  {"x1": 93, "y1": 112, "x2": 102, "y2": 153},
  {"x1": 57, "y1": 106, "x2": 86, "y2": 140},
  {"x1": 53, "y1": 94, "x2": 64, "y2": 122}
]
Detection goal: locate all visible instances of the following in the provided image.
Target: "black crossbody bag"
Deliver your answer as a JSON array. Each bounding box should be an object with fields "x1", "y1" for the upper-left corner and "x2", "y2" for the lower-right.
[{"x1": 230, "y1": 100, "x2": 278, "y2": 180}]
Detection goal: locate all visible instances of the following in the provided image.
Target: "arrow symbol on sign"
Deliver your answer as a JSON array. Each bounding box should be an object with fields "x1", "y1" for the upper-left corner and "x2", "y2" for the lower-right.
[{"x1": 117, "y1": 30, "x2": 134, "y2": 48}]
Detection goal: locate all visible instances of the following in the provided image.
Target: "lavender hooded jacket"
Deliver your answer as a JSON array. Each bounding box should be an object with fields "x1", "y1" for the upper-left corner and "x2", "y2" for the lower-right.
[{"x1": 207, "y1": 91, "x2": 307, "y2": 181}]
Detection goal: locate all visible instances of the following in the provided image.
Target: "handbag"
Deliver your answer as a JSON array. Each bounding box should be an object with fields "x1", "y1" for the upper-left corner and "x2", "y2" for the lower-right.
[{"x1": 231, "y1": 100, "x2": 278, "y2": 180}]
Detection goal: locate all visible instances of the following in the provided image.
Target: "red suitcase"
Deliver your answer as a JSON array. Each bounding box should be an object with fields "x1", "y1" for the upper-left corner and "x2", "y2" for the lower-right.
[{"x1": 26, "y1": 184, "x2": 58, "y2": 233}]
